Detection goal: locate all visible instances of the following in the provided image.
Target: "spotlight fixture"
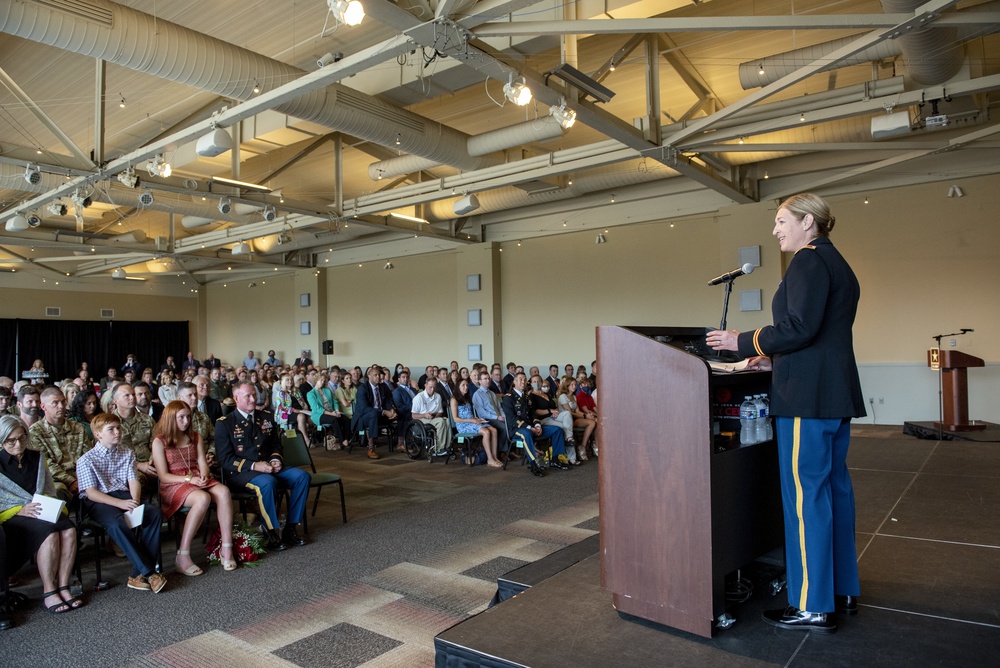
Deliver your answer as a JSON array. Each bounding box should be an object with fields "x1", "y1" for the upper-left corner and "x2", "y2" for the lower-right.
[
  {"x1": 610, "y1": 194, "x2": 616, "y2": 203},
  {"x1": 119, "y1": 94, "x2": 126, "y2": 108},
  {"x1": 738, "y1": 136, "x2": 745, "y2": 144},
  {"x1": 231, "y1": 241, "x2": 252, "y2": 255},
  {"x1": 146, "y1": 154, "x2": 171, "y2": 178},
  {"x1": 609, "y1": 62, "x2": 616, "y2": 72},
  {"x1": 5, "y1": 214, "x2": 28, "y2": 232},
  {"x1": 864, "y1": 196, "x2": 869, "y2": 204},
  {"x1": 71, "y1": 190, "x2": 92, "y2": 209},
  {"x1": 218, "y1": 197, "x2": 232, "y2": 214},
  {"x1": 763, "y1": 170, "x2": 769, "y2": 179},
  {"x1": 549, "y1": 101, "x2": 577, "y2": 129},
  {"x1": 394, "y1": 133, "x2": 401, "y2": 146},
  {"x1": 26, "y1": 213, "x2": 41, "y2": 227},
  {"x1": 758, "y1": 63, "x2": 765, "y2": 76},
  {"x1": 549, "y1": 63, "x2": 615, "y2": 103},
  {"x1": 248, "y1": 282, "x2": 257, "y2": 288},
  {"x1": 24, "y1": 164, "x2": 41, "y2": 185},
  {"x1": 384, "y1": 262, "x2": 393, "y2": 270},
  {"x1": 252, "y1": 79, "x2": 261, "y2": 94},
  {"x1": 316, "y1": 52, "x2": 340, "y2": 68},
  {"x1": 112, "y1": 268, "x2": 127, "y2": 279},
  {"x1": 261, "y1": 205, "x2": 277, "y2": 222},
  {"x1": 948, "y1": 185, "x2": 964, "y2": 198},
  {"x1": 799, "y1": 112, "x2": 806, "y2": 122},
  {"x1": 595, "y1": 233, "x2": 606, "y2": 244},
  {"x1": 503, "y1": 74, "x2": 532, "y2": 106},
  {"x1": 138, "y1": 189, "x2": 155, "y2": 206},
  {"x1": 329, "y1": 0, "x2": 365, "y2": 26},
  {"x1": 47, "y1": 201, "x2": 68, "y2": 216},
  {"x1": 117, "y1": 168, "x2": 139, "y2": 188}
]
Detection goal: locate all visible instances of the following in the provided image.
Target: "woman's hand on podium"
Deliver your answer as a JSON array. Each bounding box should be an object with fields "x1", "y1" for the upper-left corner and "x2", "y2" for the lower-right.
[
  {"x1": 706, "y1": 329, "x2": 740, "y2": 352},
  {"x1": 745, "y1": 356, "x2": 772, "y2": 372}
]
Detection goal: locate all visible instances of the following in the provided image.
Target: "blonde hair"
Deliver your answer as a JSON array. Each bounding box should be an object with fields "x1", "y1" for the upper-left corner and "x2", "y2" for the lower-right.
[{"x1": 779, "y1": 193, "x2": 835, "y2": 237}]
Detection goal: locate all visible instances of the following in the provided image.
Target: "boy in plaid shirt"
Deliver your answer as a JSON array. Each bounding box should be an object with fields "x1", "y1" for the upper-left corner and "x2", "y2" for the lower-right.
[{"x1": 76, "y1": 413, "x2": 166, "y2": 593}]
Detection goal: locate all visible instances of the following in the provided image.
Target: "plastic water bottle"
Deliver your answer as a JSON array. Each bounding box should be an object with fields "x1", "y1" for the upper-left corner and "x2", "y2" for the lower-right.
[
  {"x1": 759, "y1": 394, "x2": 773, "y2": 441},
  {"x1": 753, "y1": 395, "x2": 768, "y2": 443},
  {"x1": 740, "y1": 396, "x2": 758, "y2": 445}
]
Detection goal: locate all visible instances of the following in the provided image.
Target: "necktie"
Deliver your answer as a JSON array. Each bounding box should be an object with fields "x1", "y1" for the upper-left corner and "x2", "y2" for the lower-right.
[
  {"x1": 374, "y1": 385, "x2": 381, "y2": 411},
  {"x1": 490, "y1": 391, "x2": 501, "y2": 417}
]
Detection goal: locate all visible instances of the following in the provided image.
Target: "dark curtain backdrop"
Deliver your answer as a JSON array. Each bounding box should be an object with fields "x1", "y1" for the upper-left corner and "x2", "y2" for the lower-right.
[
  {"x1": 0, "y1": 319, "x2": 17, "y2": 380},
  {"x1": 0, "y1": 319, "x2": 188, "y2": 381}
]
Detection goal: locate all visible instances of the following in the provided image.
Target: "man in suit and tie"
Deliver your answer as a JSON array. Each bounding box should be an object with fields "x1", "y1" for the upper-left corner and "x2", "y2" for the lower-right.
[
  {"x1": 296, "y1": 350, "x2": 313, "y2": 368},
  {"x1": 392, "y1": 369, "x2": 417, "y2": 452},
  {"x1": 352, "y1": 366, "x2": 396, "y2": 460},
  {"x1": 473, "y1": 370, "x2": 511, "y2": 458},
  {"x1": 546, "y1": 365, "x2": 561, "y2": 399},
  {"x1": 215, "y1": 382, "x2": 310, "y2": 550},
  {"x1": 501, "y1": 362, "x2": 516, "y2": 394},
  {"x1": 489, "y1": 367, "x2": 504, "y2": 395},
  {"x1": 435, "y1": 367, "x2": 453, "y2": 402}
]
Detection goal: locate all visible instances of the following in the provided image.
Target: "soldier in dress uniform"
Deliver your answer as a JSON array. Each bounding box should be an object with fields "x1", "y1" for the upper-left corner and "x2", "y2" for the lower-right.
[
  {"x1": 501, "y1": 372, "x2": 569, "y2": 477},
  {"x1": 214, "y1": 382, "x2": 309, "y2": 551}
]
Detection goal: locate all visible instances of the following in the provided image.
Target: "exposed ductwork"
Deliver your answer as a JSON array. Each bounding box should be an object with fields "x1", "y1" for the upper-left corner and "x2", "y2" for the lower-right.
[
  {"x1": 738, "y1": 1, "x2": 1000, "y2": 89},
  {"x1": 0, "y1": 0, "x2": 502, "y2": 174}
]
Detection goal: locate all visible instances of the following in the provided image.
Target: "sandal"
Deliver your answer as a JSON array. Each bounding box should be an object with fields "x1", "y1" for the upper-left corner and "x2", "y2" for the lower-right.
[
  {"x1": 175, "y1": 550, "x2": 204, "y2": 577},
  {"x1": 42, "y1": 590, "x2": 72, "y2": 614},
  {"x1": 56, "y1": 585, "x2": 84, "y2": 610},
  {"x1": 221, "y1": 543, "x2": 237, "y2": 571}
]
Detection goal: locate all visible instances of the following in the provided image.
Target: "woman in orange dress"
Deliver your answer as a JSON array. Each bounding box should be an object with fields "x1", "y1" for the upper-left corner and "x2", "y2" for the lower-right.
[{"x1": 152, "y1": 400, "x2": 236, "y2": 575}]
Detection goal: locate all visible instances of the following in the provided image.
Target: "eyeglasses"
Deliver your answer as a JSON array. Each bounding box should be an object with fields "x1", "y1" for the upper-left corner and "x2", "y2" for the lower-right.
[{"x1": 3, "y1": 435, "x2": 28, "y2": 447}]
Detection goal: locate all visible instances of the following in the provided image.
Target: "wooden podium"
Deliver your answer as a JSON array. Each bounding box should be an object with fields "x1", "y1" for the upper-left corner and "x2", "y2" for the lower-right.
[
  {"x1": 597, "y1": 326, "x2": 783, "y2": 638},
  {"x1": 930, "y1": 349, "x2": 986, "y2": 432}
]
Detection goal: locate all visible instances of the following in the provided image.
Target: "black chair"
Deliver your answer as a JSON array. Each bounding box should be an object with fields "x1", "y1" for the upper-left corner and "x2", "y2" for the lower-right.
[
  {"x1": 218, "y1": 465, "x2": 259, "y2": 525},
  {"x1": 74, "y1": 503, "x2": 111, "y2": 592},
  {"x1": 157, "y1": 478, "x2": 214, "y2": 549},
  {"x1": 281, "y1": 431, "x2": 347, "y2": 533}
]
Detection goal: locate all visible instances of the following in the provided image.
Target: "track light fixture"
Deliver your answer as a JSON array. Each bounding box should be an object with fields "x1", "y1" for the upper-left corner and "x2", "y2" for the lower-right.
[
  {"x1": 948, "y1": 185, "x2": 964, "y2": 198},
  {"x1": 261, "y1": 205, "x2": 277, "y2": 222},
  {"x1": 218, "y1": 197, "x2": 232, "y2": 214},
  {"x1": 147, "y1": 154, "x2": 171, "y2": 178},
  {"x1": 384, "y1": 261, "x2": 393, "y2": 270},
  {"x1": 24, "y1": 164, "x2": 41, "y2": 185},
  {"x1": 252, "y1": 79, "x2": 261, "y2": 94},
  {"x1": 758, "y1": 63, "x2": 765, "y2": 76},
  {"x1": 138, "y1": 189, "x2": 154, "y2": 206},
  {"x1": 503, "y1": 74, "x2": 532, "y2": 106},
  {"x1": 549, "y1": 101, "x2": 577, "y2": 129},
  {"x1": 394, "y1": 133, "x2": 401, "y2": 145},
  {"x1": 117, "y1": 168, "x2": 139, "y2": 188},
  {"x1": 119, "y1": 94, "x2": 126, "y2": 108},
  {"x1": 26, "y1": 213, "x2": 41, "y2": 227},
  {"x1": 47, "y1": 201, "x2": 68, "y2": 216},
  {"x1": 595, "y1": 233, "x2": 606, "y2": 244},
  {"x1": 112, "y1": 268, "x2": 127, "y2": 279},
  {"x1": 329, "y1": 0, "x2": 365, "y2": 26}
]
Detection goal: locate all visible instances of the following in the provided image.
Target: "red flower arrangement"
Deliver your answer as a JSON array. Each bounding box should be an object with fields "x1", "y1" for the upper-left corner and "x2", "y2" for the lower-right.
[{"x1": 206, "y1": 521, "x2": 267, "y2": 567}]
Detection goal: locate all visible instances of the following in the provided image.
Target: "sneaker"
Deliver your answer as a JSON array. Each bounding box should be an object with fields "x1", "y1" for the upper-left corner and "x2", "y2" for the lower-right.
[
  {"x1": 127, "y1": 575, "x2": 151, "y2": 591},
  {"x1": 147, "y1": 573, "x2": 167, "y2": 594}
]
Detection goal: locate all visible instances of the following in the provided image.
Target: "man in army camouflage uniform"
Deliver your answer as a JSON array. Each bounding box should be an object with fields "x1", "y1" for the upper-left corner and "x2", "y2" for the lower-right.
[
  {"x1": 28, "y1": 386, "x2": 92, "y2": 501},
  {"x1": 112, "y1": 384, "x2": 156, "y2": 479}
]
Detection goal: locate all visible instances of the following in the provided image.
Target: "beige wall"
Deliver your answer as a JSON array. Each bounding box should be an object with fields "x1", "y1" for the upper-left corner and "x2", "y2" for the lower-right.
[
  {"x1": 203, "y1": 274, "x2": 297, "y2": 367},
  {"x1": 0, "y1": 286, "x2": 198, "y2": 324}
]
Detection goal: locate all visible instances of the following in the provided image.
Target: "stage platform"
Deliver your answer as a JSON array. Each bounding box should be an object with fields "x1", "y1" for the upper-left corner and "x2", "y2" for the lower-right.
[
  {"x1": 436, "y1": 430, "x2": 1000, "y2": 667},
  {"x1": 903, "y1": 421, "x2": 1000, "y2": 442}
]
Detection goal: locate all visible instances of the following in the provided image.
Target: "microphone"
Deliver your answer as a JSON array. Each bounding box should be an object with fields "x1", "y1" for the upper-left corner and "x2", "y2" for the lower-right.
[
  {"x1": 961, "y1": 328, "x2": 974, "y2": 333},
  {"x1": 708, "y1": 263, "x2": 755, "y2": 286}
]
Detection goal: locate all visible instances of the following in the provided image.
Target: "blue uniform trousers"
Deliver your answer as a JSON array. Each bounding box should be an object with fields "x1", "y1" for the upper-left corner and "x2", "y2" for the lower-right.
[
  {"x1": 510, "y1": 425, "x2": 566, "y2": 464},
  {"x1": 243, "y1": 468, "x2": 310, "y2": 530},
  {"x1": 85, "y1": 490, "x2": 161, "y2": 578},
  {"x1": 775, "y1": 416, "x2": 860, "y2": 613}
]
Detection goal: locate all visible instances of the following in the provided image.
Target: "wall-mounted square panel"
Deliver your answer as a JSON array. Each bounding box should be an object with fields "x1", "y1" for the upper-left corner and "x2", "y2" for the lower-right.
[
  {"x1": 467, "y1": 344, "x2": 482, "y2": 362},
  {"x1": 740, "y1": 289, "x2": 762, "y2": 312},
  {"x1": 466, "y1": 274, "x2": 481, "y2": 292},
  {"x1": 467, "y1": 309, "x2": 482, "y2": 326}
]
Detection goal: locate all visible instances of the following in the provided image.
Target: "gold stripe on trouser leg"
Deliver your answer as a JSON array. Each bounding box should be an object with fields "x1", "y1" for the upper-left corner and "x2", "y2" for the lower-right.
[
  {"x1": 246, "y1": 482, "x2": 274, "y2": 530},
  {"x1": 792, "y1": 417, "x2": 809, "y2": 609},
  {"x1": 515, "y1": 432, "x2": 535, "y2": 463}
]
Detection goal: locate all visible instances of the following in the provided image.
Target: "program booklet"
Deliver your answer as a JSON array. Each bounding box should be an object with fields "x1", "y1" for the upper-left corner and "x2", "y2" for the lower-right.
[
  {"x1": 31, "y1": 493, "x2": 66, "y2": 523},
  {"x1": 123, "y1": 505, "x2": 145, "y2": 529}
]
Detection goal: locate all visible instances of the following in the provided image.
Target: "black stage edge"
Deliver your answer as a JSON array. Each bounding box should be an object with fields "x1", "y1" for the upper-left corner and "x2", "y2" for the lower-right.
[
  {"x1": 491, "y1": 533, "x2": 600, "y2": 606},
  {"x1": 436, "y1": 548, "x2": 999, "y2": 668},
  {"x1": 903, "y1": 421, "x2": 1000, "y2": 442}
]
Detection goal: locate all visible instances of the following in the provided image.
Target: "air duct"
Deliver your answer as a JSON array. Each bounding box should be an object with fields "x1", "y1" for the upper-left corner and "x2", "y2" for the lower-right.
[
  {"x1": 739, "y1": 1, "x2": 1000, "y2": 89},
  {"x1": 0, "y1": 0, "x2": 494, "y2": 173}
]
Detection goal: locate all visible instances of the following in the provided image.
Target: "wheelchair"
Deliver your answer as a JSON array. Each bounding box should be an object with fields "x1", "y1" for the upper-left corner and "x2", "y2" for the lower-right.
[{"x1": 404, "y1": 420, "x2": 453, "y2": 462}]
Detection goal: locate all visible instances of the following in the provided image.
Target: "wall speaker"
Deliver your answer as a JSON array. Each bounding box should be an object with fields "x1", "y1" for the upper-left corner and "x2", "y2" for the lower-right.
[{"x1": 322, "y1": 340, "x2": 334, "y2": 355}]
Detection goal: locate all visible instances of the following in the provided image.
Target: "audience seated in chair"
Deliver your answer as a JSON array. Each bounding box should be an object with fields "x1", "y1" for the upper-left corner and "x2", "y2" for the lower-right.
[
  {"x1": 451, "y1": 379, "x2": 502, "y2": 468},
  {"x1": 0, "y1": 415, "x2": 81, "y2": 616},
  {"x1": 351, "y1": 367, "x2": 396, "y2": 460},
  {"x1": 306, "y1": 372, "x2": 345, "y2": 450},
  {"x1": 391, "y1": 370, "x2": 417, "y2": 453},
  {"x1": 410, "y1": 377, "x2": 451, "y2": 457},
  {"x1": 28, "y1": 387, "x2": 92, "y2": 502},
  {"x1": 273, "y1": 373, "x2": 313, "y2": 447},
  {"x1": 502, "y1": 372, "x2": 570, "y2": 477},
  {"x1": 76, "y1": 413, "x2": 166, "y2": 594},
  {"x1": 558, "y1": 376, "x2": 596, "y2": 463},
  {"x1": 152, "y1": 400, "x2": 236, "y2": 576},
  {"x1": 528, "y1": 375, "x2": 579, "y2": 465}
]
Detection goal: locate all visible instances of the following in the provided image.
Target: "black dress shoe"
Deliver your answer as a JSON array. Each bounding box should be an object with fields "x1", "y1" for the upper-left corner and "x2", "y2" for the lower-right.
[
  {"x1": 548, "y1": 460, "x2": 569, "y2": 470},
  {"x1": 264, "y1": 529, "x2": 287, "y2": 552},
  {"x1": 528, "y1": 462, "x2": 545, "y2": 477},
  {"x1": 835, "y1": 595, "x2": 858, "y2": 616},
  {"x1": 762, "y1": 607, "x2": 836, "y2": 634},
  {"x1": 282, "y1": 525, "x2": 307, "y2": 547}
]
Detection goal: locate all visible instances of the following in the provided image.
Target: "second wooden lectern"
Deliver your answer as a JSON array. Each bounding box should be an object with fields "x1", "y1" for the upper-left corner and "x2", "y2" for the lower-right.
[{"x1": 929, "y1": 349, "x2": 986, "y2": 432}]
